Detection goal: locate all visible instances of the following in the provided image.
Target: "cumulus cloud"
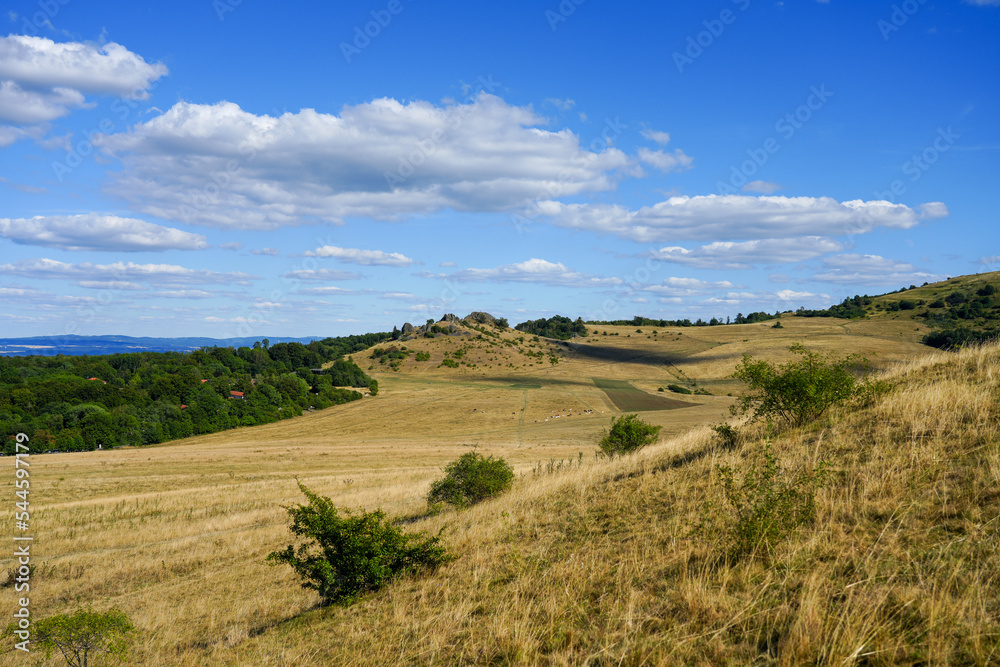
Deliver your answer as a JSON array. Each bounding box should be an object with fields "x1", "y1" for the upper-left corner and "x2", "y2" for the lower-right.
[
  {"x1": 637, "y1": 147, "x2": 693, "y2": 172},
  {"x1": 304, "y1": 245, "x2": 414, "y2": 267},
  {"x1": 538, "y1": 195, "x2": 947, "y2": 243},
  {"x1": 0, "y1": 36, "x2": 167, "y2": 124},
  {"x1": 640, "y1": 129, "x2": 672, "y2": 145},
  {"x1": 94, "y1": 94, "x2": 633, "y2": 230},
  {"x1": 637, "y1": 276, "x2": 734, "y2": 297},
  {"x1": 250, "y1": 247, "x2": 280, "y2": 256},
  {"x1": 651, "y1": 237, "x2": 843, "y2": 269},
  {"x1": 0, "y1": 258, "x2": 256, "y2": 286},
  {"x1": 449, "y1": 258, "x2": 623, "y2": 288},
  {"x1": 0, "y1": 214, "x2": 207, "y2": 251},
  {"x1": 813, "y1": 254, "x2": 943, "y2": 285},
  {"x1": 705, "y1": 289, "x2": 830, "y2": 307}
]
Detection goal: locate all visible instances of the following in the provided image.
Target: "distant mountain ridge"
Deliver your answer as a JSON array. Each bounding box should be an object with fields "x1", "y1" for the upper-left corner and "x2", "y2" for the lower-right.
[{"x1": 0, "y1": 334, "x2": 325, "y2": 357}]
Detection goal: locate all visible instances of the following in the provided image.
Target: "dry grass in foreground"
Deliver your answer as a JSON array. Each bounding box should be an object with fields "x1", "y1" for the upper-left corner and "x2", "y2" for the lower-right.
[
  {"x1": 204, "y1": 343, "x2": 1000, "y2": 665},
  {"x1": 3, "y1": 342, "x2": 998, "y2": 665}
]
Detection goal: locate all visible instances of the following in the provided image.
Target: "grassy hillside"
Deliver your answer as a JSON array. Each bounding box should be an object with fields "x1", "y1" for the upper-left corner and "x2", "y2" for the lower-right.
[
  {"x1": 3, "y1": 312, "x2": 996, "y2": 664},
  {"x1": 224, "y1": 342, "x2": 1000, "y2": 665}
]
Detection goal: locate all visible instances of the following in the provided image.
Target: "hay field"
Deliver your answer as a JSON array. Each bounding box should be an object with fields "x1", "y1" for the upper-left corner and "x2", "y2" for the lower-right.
[{"x1": 0, "y1": 315, "x2": 946, "y2": 665}]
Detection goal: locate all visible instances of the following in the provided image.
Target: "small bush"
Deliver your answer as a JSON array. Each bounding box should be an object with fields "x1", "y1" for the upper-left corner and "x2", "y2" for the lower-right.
[
  {"x1": 731, "y1": 344, "x2": 870, "y2": 427},
  {"x1": 598, "y1": 414, "x2": 661, "y2": 457},
  {"x1": 439, "y1": 358, "x2": 459, "y2": 368},
  {"x1": 710, "y1": 422, "x2": 742, "y2": 451},
  {"x1": 697, "y1": 443, "x2": 829, "y2": 560},
  {"x1": 772, "y1": 320, "x2": 784, "y2": 328},
  {"x1": 268, "y1": 483, "x2": 449, "y2": 606},
  {"x1": 427, "y1": 451, "x2": 515, "y2": 508},
  {"x1": 20, "y1": 606, "x2": 135, "y2": 667},
  {"x1": 666, "y1": 384, "x2": 692, "y2": 395},
  {"x1": 414, "y1": 352, "x2": 430, "y2": 361}
]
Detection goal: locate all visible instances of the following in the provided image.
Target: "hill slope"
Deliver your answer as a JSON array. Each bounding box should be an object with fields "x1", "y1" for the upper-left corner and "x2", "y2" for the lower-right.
[{"x1": 213, "y1": 342, "x2": 1000, "y2": 665}]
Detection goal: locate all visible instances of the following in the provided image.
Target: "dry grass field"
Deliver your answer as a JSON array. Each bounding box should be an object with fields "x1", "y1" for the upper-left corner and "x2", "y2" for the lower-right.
[{"x1": 4, "y1": 314, "x2": 995, "y2": 665}]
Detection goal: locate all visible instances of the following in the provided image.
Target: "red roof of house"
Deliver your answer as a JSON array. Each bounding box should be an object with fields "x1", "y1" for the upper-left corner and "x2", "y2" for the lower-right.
[
  {"x1": 201, "y1": 379, "x2": 209, "y2": 383},
  {"x1": 180, "y1": 404, "x2": 188, "y2": 409},
  {"x1": 230, "y1": 391, "x2": 245, "y2": 398}
]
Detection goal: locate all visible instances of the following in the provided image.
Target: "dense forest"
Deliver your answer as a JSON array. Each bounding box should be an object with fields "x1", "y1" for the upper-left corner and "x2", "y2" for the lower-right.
[
  {"x1": 0, "y1": 333, "x2": 390, "y2": 454},
  {"x1": 514, "y1": 315, "x2": 589, "y2": 340}
]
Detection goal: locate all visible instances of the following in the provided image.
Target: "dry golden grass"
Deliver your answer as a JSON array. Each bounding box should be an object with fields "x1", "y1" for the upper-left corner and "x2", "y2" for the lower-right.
[{"x1": 2, "y1": 322, "x2": 995, "y2": 665}]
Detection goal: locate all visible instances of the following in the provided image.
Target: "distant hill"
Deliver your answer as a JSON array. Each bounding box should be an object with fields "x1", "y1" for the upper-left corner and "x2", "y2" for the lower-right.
[{"x1": 0, "y1": 334, "x2": 326, "y2": 357}]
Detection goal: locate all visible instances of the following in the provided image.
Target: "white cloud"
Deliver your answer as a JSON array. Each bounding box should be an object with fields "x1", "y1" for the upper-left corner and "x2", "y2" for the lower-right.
[
  {"x1": 544, "y1": 97, "x2": 575, "y2": 110},
  {"x1": 0, "y1": 214, "x2": 207, "y2": 251},
  {"x1": 0, "y1": 258, "x2": 256, "y2": 286},
  {"x1": 538, "y1": 195, "x2": 947, "y2": 243},
  {"x1": 640, "y1": 129, "x2": 672, "y2": 145},
  {"x1": 449, "y1": 258, "x2": 623, "y2": 287},
  {"x1": 742, "y1": 180, "x2": 781, "y2": 194},
  {"x1": 813, "y1": 254, "x2": 943, "y2": 285},
  {"x1": 293, "y1": 286, "x2": 372, "y2": 296},
  {"x1": 304, "y1": 245, "x2": 414, "y2": 267},
  {"x1": 282, "y1": 269, "x2": 363, "y2": 281},
  {"x1": 637, "y1": 147, "x2": 693, "y2": 172},
  {"x1": 638, "y1": 276, "x2": 734, "y2": 297},
  {"x1": 0, "y1": 36, "x2": 167, "y2": 124},
  {"x1": 95, "y1": 94, "x2": 633, "y2": 230},
  {"x1": 651, "y1": 237, "x2": 843, "y2": 269},
  {"x1": 250, "y1": 247, "x2": 280, "y2": 256}
]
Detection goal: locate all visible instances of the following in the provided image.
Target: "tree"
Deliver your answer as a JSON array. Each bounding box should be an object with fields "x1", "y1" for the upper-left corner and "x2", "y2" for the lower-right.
[
  {"x1": 731, "y1": 344, "x2": 869, "y2": 427},
  {"x1": 30, "y1": 606, "x2": 134, "y2": 667},
  {"x1": 598, "y1": 414, "x2": 661, "y2": 457},
  {"x1": 267, "y1": 483, "x2": 449, "y2": 606},
  {"x1": 427, "y1": 451, "x2": 514, "y2": 508}
]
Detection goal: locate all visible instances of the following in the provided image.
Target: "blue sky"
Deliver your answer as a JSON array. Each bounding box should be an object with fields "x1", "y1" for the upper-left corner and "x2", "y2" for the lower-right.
[{"x1": 1, "y1": 0, "x2": 997, "y2": 339}]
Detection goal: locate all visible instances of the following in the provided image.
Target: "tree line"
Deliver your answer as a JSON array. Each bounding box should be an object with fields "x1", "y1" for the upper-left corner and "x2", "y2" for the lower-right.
[{"x1": 0, "y1": 333, "x2": 390, "y2": 454}]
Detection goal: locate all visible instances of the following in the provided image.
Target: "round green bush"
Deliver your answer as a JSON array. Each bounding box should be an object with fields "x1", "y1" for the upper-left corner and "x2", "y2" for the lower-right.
[{"x1": 427, "y1": 452, "x2": 514, "y2": 508}]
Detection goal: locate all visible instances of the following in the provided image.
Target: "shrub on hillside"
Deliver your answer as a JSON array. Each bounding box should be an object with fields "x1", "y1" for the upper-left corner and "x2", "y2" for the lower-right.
[
  {"x1": 731, "y1": 344, "x2": 871, "y2": 428},
  {"x1": 427, "y1": 451, "x2": 515, "y2": 508},
  {"x1": 415, "y1": 352, "x2": 430, "y2": 361},
  {"x1": 598, "y1": 414, "x2": 661, "y2": 457},
  {"x1": 696, "y1": 443, "x2": 829, "y2": 560},
  {"x1": 666, "y1": 383, "x2": 692, "y2": 395},
  {"x1": 268, "y1": 483, "x2": 449, "y2": 606},
  {"x1": 13, "y1": 606, "x2": 136, "y2": 667}
]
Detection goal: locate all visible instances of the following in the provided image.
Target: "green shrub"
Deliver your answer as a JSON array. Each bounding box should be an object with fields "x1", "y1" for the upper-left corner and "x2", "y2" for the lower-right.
[
  {"x1": 710, "y1": 423, "x2": 742, "y2": 451},
  {"x1": 267, "y1": 483, "x2": 449, "y2": 606},
  {"x1": 772, "y1": 320, "x2": 784, "y2": 328},
  {"x1": 697, "y1": 443, "x2": 829, "y2": 560},
  {"x1": 731, "y1": 344, "x2": 869, "y2": 427},
  {"x1": 666, "y1": 384, "x2": 692, "y2": 395},
  {"x1": 428, "y1": 451, "x2": 515, "y2": 508},
  {"x1": 414, "y1": 352, "x2": 430, "y2": 361},
  {"x1": 438, "y1": 358, "x2": 459, "y2": 369},
  {"x1": 24, "y1": 606, "x2": 134, "y2": 667},
  {"x1": 598, "y1": 414, "x2": 661, "y2": 457}
]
